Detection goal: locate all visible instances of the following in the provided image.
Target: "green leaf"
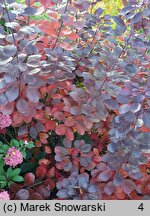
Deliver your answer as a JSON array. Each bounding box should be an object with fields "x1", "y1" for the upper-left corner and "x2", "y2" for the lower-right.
[
  {"x1": 0, "y1": 159, "x2": 4, "y2": 166},
  {"x1": 0, "y1": 168, "x2": 4, "y2": 175},
  {"x1": 0, "y1": 181, "x2": 7, "y2": 188},
  {"x1": 19, "y1": 140, "x2": 24, "y2": 147},
  {"x1": 0, "y1": 175, "x2": 6, "y2": 181},
  {"x1": 0, "y1": 160, "x2": 4, "y2": 172},
  {"x1": 9, "y1": 168, "x2": 21, "y2": 178},
  {"x1": 2, "y1": 144, "x2": 9, "y2": 152},
  {"x1": 0, "y1": 149, "x2": 5, "y2": 153},
  {"x1": 0, "y1": 154, "x2": 4, "y2": 159},
  {"x1": 7, "y1": 167, "x2": 13, "y2": 178},
  {"x1": 8, "y1": 180, "x2": 13, "y2": 187},
  {"x1": 21, "y1": 151, "x2": 26, "y2": 159},
  {"x1": 12, "y1": 175, "x2": 24, "y2": 182},
  {"x1": 26, "y1": 141, "x2": 35, "y2": 149},
  {"x1": 10, "y1": 139, "x2": 19, "y2": 147},
  {"x1": 75, "y1": 133, "x2": 93, "y2": 145}
]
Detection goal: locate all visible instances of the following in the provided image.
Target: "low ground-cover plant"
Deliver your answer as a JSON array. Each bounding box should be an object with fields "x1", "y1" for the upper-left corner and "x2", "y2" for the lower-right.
[{"x1": 0, "y1": 0, "x2": 149, "y2": 200}]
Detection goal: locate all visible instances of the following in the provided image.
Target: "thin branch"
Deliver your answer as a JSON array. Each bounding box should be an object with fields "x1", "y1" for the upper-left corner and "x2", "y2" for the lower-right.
[
  {"x1": 26, "y1": 180, "x2": 46, "y2": 189},
  {"x1": 27, "y1": 0, "x2": 30, "y2": 25},
  {"x1": 6, "y1": 129, "x2": 14, "y2": 139},
  {"x1": 52, "y1": 0, "x2": 70, "y2": 50},
  {"x1": 0, "y1": 134, "x2": 9, "y2": 144},
  {"x1": 110, "y1": 33, "x2": 132, "y2": 75},
  {"x1": 87, "y1": 32, "x2": 132, "y2": 105},
  {"x1": 3, "y1": 0, "x2": 22, "y2": 97},
  {"x1": 72, "y1": 25, "x2": 101, "y2": 77},
  {"x1": 3, "y1": 1, "x2": 18, "y2": 58},
  {"x1": 99, "y1": 33, "x2": 132, "y2": 93},
  {"x1": 142, "y1": 48, "x2": 148, "y2": 57}
]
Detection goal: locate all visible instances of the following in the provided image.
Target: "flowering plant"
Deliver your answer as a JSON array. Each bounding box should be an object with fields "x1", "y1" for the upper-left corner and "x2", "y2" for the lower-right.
[
  {"x1": 0, "y1": 191, "x2": 10, "y2": 200},
  {"x1": 0, "y1": 139, "x2": 35, "y2": 188}
]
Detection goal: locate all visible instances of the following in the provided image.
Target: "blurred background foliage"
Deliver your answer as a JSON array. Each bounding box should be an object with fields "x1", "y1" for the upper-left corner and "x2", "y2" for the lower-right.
[{"x1": 90, "y1": 0, "x2": 124, "y2": 15}]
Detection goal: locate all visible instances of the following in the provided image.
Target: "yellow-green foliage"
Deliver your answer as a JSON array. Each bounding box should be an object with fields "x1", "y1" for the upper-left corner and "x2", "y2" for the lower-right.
[{"x1": 90, "y1": 0, "x2": 124, "y2": 16}]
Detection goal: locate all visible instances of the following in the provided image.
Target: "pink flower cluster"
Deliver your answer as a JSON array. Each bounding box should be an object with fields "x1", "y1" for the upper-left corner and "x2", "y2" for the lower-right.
[
  {"x1": 4, "y1": 147, "x2": 23, "y2": 167},
  {"x1": 0, "y1": 191, "x2": 10, "y2": 200},
  {"x1": 0, "y1": 113, "x2": 12, "y2": 130}
]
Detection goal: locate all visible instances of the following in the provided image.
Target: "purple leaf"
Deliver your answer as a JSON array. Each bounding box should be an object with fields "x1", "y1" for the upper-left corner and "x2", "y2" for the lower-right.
[
  {"x1": 26, "y1": 87, "x2": 40, "y2": 103},
  {"x1": 95, "y1": 8, "x2": 103, "y2": 16},
  {"x1": 64, "y1": 161, "x2": 72, "y2": 172},
  {"x1": 0, "y1": 103, "x2": 14, "y2": 115},
  {"x1": 132, "y1": 12, "x2": 142, "y2": 24},
  {"x1": 116, "y1": 94, "x2": 130, "y2": 104},
  {"x1": 4, "y1": 74, "x2": 15, "y2": 84},
  {"x1": 15, "y1": 189, "x2": 29, "y2": 200},
  {"x1": 129, "y1": 171, "x2": 143, "y2": 180},
  {"x1": 108, "y1": 143, "x2": 116, "y2": 153},
  {"x1": 119, "y1": 89, "x2": 131, "y2": 96},
  {"x1": 119, "y1": 104, "x2": 130, "y2": 114},
  {"x1": 78, "y1": 174, "x2": 89, "y2": 189},
  {"x1": 20, "y1": 26, "x2": 37, "y2": 35},
  {"x1": 125, "y1": 64, "x2": 138, "y2": 75},
  {"x1": 0, "y1": 79, "x2": 6, "y2": 89},
  {"x1": 143, "y1": 110, "x2": 150, "y2": 128},
  {"x1": 80, "y1": 144, "x2": 91, "y2": 153},
  {"x1": 88, "y1": 184, "x2": 97, "y2": 193},
  {"x1": 16, "y1": 99, "x2": 29, "y2": 114},
  {"x1": 124, "y1": 111, "x2": 136, "y2": 122},
  {"x1": 97, "y1": 162, "x2": 107, "y2": 171},
  {"x1": 55, "y1": 146, "x2": 68, "y2": 156},
  {"x1": 63, "y1": 138, "x2": 72, "y2": 148},
  {"x1": 104, "y1": 181, "x2": 114, "y2": 195},
  {"x1": 6, "y1": 87, "x2": 19, "y2": 102},
  {"x1": 113, "y1": 16, "x2": 125, "y2": 26},
  {"x1": 3, "y1": 11, "x2": 16, "y2": 22},
  {"x1": 130, "y1": 103, "x2": 141, "y2": 113},
  {"x1": 104, "y1": 99, "x2": 118, "y2": 110},
  {"x1": 74, "y1": 1, "x2": 90, "y2": 11},
  {"x1": 97, "y1": 170, "x2": 113, "y2": 182},
  {"x1": 18, "y1": 125, "x2": 28, "y2": 136},
  {"x1": 132, "y1": 147, "x2": 142, "y2": 158},
  {"x1": 113, "y1": 172, "x2": 123, "y2": 186},
  {"x1": 6, "y1": 0, "x2": 15, "y2": 3},
  {"x1": 0, "y1": 93, "x2": 8, "y2": 105},
  {"x1": 144, "y1": 9, "x2": 150, "y2": 17},
  {"x1": 3, "y1": 45, "x2": 17, "y2": 57},
  {"x1": 122, "y1": 179, "x2": 136, "y2": 194},
  {"x1": 0, "y1": 57, "x2": 13, "y2": 66},
  {"x1": 24, "y1": 7, "x2": 37, "y2": 16},
  {"x1": 5, "y1": 21, "x2": 20, "y2": 29},
  {"x1": 35, "y1": 123, "x2": 45, "y2": 132},
  {"x1": 70, "y1": 106, "x2": 81, "y2": 115},
  {"x1": 28, "y1": 68, "x2": 41, "y2": 75},
  {"x1": 96, "y1": 101, "x2": 108, "y2": 121},
  {"x1": 139, "y1": 132, "x2": 150, "y2": 145},
  {"x1": 120, "y1": 6, "x2": 135, "y2": 15},
  {"x1": 146, "y1": 89, "x2": 150, "y2": 97},
  {"x1": 29, "y1": 126, "x2": 38, "y2": 139},
  {"x1": 57, "y1": 189, "x2": 68, "y2": 198},
  {"x1": 80, "y1": 157, "x2": 91, "y2": 167}
]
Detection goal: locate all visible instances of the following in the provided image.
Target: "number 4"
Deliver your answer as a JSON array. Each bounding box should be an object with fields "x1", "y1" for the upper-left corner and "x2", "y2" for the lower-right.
[{"x1": 138, "y1": 203, "x2": 144, "y2": 211}]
